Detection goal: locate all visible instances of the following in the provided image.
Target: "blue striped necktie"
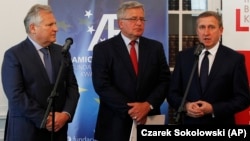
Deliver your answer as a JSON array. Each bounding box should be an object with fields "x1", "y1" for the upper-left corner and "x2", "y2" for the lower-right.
[{"x1": 40, "y1": 48, "x2": 53, "y2": 83}]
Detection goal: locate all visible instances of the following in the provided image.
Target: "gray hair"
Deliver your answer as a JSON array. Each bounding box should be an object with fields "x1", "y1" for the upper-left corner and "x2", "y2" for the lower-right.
[
  {"x1": 117, "y1": 1, "x2": 144, "y2": 19},
  {"x1": 196, "y1": 11, "x2": 223, "y2": 28},
  {"x1": 24, "y1": 4, "x2": 53, "y2": 33}
]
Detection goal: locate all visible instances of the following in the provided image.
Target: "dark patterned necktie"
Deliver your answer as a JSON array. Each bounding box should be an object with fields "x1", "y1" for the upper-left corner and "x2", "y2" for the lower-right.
[
  {"x1": 200, "y1": 51, "x2": 210, "y2": 93},
  {"x1": 129, "y1": 41, "x2": 138, "y2": 75},
  {"x1": 40, "y1": 48, "x2": 53, "y2": 83}
]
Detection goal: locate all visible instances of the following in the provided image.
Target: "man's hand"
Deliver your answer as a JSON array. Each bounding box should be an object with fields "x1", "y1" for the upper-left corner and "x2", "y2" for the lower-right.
[
  {"x1": 127, "y1": 102, "x2": 151, "y2": 124},
  {"x1": 185, "y1": 100, "x2": 213, "y2": 118},
  {"x1": 46, "y1": 112, "x2": 70, "y2": 132}
]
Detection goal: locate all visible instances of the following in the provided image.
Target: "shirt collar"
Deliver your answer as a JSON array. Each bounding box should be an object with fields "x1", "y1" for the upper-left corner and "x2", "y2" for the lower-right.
[
  {"x1": 201, "y1": 41, "x2": 219, "y2": 56},
  {"x1": 121, "y1": 33, "x2": 139, "y2": 46},
  {"x1": 28, "y1": 36, "x2": 44, "y2": 50}
]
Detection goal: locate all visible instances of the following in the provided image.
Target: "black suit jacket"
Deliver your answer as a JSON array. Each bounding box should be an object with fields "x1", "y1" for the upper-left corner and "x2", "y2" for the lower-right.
[
  {"x1": 92, "y1": 33, "x2": 170, "y2": 141},
  {"x1": 167, "y1": 44, "x2": 250, "y2": 124},
  {"x1": 1, "y1": 38, "x2": 79, "y2": 141}
]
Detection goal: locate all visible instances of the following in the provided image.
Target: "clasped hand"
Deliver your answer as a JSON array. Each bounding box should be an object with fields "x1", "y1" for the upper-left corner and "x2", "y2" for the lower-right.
[
  {"x1": 46, "y1": 112, "x2": 69, "y2": 132},
  {"x1": 185, "y1": 100, "x2": 213, "y2": 118}
]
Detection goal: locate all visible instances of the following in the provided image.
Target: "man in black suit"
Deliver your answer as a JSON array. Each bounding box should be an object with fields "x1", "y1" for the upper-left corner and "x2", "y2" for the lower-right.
[
  {"x1": 91, "y1": 1, "x2": 170, "y2": 141},
  {"x1": 1, "y1": 4, "x2": 79, "y2": 141},
  {"x1": 167, "y1": 11, "x2": 250, "y2": 124}
]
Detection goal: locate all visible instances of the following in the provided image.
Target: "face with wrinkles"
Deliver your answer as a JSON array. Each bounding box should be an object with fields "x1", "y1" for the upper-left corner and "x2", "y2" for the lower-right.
[
  {"x1": 196, "y1": 16, "x2": 223, "y2": 49},
  {"x1": 118, "y1": 7, "x2": 145, "y2": 40},
  {"x1": 30, "y1": 11, "x2": 58, "y2": 47}
]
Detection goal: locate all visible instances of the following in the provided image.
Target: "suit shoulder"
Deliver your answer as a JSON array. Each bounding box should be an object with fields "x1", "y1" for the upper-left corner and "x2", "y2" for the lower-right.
[
  {"x1": 52, "y1": 42, "x2": 63, "y2": 48},
  {"x1": 220, "y1": 45, "x2": 244, "y2": 57},
  {"x1": 94, "y1": 38, "x2": 112, "y2": 47},
  {"x1": 140, "y1": 36, "x2": 163, "y2": 45},
  {"x1": 178, "y1": 46, "x2": 196, "y2": 56},
  {"x1": 50, "y1": 42, "x2": 63, "y2": 50},
  {"x1": 93, "y1": 35, "x2": 122, "y2": 49},
  {"x1": 5, "y1": 39, "x2": 30, "y2": 53}
]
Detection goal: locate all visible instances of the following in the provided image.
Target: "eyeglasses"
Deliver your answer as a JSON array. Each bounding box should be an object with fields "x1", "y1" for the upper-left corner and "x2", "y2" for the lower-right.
[{"x1": 121, "y1": 17, "x2": 146, "y2": 23}]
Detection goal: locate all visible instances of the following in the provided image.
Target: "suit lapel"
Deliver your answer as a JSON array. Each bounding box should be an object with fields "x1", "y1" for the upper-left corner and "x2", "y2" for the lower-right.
[
  {"x1": 205, "y1": 46, "x2": 225, "y2": 92},
  {"x1": 113, "y1": 35, "x2": 137, "y2": 77},
  {"x1": 25, "y1": 38, "x2": 52, "y2": 83},
  {"x1": 137, "y1": 38, "x2": 149, "y2": 78}
]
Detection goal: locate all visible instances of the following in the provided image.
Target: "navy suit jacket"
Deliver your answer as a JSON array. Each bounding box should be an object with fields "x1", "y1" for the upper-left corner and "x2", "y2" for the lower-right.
[
  {"x1": 92, "y1": 33, "x2": 170, "y2": 141},
  {"x1": 1, "y1": 38, "x2": 79, "y2": 141},
  {"x1": 167, "y1": 44, "x2": 250, "y2": 124}
]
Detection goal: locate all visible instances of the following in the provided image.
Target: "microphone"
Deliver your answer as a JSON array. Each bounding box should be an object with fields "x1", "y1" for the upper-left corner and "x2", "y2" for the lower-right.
[
  {"x1": 194, "y1": 43, "x2": 205, "y2": 57},
  {"x1": 61, "y1": 37, "x2": 73, "y2": 54}
]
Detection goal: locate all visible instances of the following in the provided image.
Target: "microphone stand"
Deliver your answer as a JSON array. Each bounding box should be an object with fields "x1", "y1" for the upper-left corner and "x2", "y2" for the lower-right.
[
  {"x1": 175, "y1": 44, "x2": 204, "y2": 124},
  {"x1": 40, "y1": 51, "x2": 70, "y2": 141}
]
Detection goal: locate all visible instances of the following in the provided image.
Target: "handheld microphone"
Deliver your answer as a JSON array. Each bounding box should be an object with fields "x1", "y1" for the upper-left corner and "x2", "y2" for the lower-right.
[
  {"x1": 61, "y1": 37, "x2": 73, "y2": 54},
  {"x1": 194, "y1": 43, "x2": 205, "y2": 57}
]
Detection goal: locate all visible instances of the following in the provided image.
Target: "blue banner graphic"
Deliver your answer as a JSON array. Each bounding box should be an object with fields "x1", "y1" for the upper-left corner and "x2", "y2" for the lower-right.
[{"x1": 49, "y1": 0, "x2": 168, "y2": 140}]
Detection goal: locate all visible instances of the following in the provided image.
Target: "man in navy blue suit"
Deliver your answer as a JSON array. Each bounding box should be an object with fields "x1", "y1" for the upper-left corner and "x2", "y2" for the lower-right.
[
  {"x1": 1, "y1": 4, "x2": 79, "y2": 141},
  {"x1": 167, "y1": 11, "x2": 250, "y2": 124},
  {"x1": 91, "y1": 1, "x2": 171, "y2": 141}
]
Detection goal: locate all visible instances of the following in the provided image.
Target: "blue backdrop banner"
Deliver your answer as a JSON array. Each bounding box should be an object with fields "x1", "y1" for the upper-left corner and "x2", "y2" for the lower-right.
[{"x1": 48, "y1": 0, "x2": 168, "y2": 140}]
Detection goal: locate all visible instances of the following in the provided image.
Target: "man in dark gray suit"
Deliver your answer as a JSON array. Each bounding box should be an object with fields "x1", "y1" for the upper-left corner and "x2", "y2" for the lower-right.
[
  {"x1": 91, "y1": 1, "x2": 171, "y2": 141},
  {"x1": 167, "y1": 11, "x2": 250, "y2": 124},
  {"x1": 1, "y1": 4, "x2": 79, "y2": 141}
]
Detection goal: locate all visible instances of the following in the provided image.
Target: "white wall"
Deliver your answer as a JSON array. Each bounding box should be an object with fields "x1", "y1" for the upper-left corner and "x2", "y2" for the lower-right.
[{"x1": 0, "y1": 0, "x2": 48, "y2": 116}]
